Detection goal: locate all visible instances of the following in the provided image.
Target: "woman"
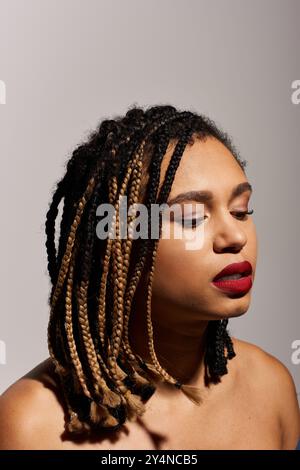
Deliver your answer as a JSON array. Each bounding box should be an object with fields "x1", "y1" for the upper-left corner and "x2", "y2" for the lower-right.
[{"x1": 0, "y1": 105, "x2": 299, "y2": 449}]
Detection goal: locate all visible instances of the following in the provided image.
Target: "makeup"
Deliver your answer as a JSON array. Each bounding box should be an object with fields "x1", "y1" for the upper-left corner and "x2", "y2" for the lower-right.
[{"x1": 212, "y1": 261, "x2": 253, "y2": 295}]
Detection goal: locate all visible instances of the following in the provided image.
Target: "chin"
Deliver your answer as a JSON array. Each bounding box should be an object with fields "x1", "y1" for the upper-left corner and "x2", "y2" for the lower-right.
[
  {"x1": 228, "y1": 309, "x2": 249, "y2": 319},
  {"x1": 211, "y1": 293, "x2": 252, "y2": 319},
  {"x1": 225, "y1": 298, "x2": 251, "y2": 318}
]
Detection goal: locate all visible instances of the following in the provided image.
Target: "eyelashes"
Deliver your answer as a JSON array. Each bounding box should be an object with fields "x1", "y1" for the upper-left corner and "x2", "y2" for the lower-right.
[
  {"x1": 232, "y1": 209, "x2": 254, "y2": 220},
  {"x1": 174, "y1": 209, "x2": 254, "y2": 229}
]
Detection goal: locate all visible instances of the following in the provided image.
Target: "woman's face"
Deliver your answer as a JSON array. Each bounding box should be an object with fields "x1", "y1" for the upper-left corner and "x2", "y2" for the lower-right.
[{"x1": 150, "y1": 136, "x2": 257, "y2": 328}]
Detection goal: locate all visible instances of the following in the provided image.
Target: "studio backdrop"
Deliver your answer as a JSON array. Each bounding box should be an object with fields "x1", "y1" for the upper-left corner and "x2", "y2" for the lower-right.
[{"x1": 0, "y1": 0, "x2": 299, "y2": 403}]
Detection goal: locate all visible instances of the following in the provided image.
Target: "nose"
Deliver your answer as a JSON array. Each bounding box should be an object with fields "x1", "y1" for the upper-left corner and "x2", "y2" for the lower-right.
[{"x1": 213, "y1": 211, "x2": 247, "y2": 253}]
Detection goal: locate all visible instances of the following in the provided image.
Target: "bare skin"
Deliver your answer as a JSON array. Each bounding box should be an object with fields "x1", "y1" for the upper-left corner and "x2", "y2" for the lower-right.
[
  {"x1": 0, "y1": 338, "x2": 299, "y2": 449},
  {"x1": 0, "y1": 137, "x2": 299, "y2": 449}
]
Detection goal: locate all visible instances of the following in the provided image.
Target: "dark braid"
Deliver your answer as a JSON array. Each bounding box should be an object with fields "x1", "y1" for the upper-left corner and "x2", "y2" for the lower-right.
[
  {"x1": 203, "y1": 319, "x2": 237, "y2": 386},
  {"x1": 45, "y1": 104, "x2": 244, "y2": 434},
  {"x1": 45, "y1": 181, "x2": 64, "y2": 286},
  {"x1": 141, "y1": 127, "x2": 197, "y2": 388}
]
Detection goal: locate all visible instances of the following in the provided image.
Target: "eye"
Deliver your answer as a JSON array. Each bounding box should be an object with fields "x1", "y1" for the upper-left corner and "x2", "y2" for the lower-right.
[{"x1": 232, "y1": 209, "x2": 254, "y2": 220}]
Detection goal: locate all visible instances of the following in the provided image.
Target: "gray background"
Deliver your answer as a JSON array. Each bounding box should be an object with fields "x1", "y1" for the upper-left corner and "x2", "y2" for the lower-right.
[{"x1": 0, "y1": 0, "x2": 299, "y2": 403}]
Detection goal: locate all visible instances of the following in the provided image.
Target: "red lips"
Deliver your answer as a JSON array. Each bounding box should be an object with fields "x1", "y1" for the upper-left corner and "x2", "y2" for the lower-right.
[{"x1": 213, "y1": 261, "x2": 253, "y2": 281}]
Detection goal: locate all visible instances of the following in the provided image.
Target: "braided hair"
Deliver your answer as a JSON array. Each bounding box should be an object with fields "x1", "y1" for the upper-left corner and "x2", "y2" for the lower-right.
[{"x1": 45, "y1": 104, "x2": 246, "y2": 435}]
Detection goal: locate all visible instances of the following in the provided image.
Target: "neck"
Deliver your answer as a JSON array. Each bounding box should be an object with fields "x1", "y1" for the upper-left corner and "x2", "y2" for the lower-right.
[{"x1": 128, "y1": 287, "x2": 209, "y2": 390}]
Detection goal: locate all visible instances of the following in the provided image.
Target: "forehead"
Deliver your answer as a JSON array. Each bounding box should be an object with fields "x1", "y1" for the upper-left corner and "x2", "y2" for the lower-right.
[{"x1": 159, "y1": 136, "x2": 246, "y2": 197}]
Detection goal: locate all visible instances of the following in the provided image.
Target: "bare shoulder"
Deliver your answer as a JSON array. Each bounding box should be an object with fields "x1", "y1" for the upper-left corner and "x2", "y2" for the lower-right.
[
  {"x1": 0, "y1": 360, "x2": 127, "y2": 450},
  {"x1": 231, "y1": 337, "x2": 300, "y2": 449},
  {"x1": 0, "y1": 358, "x2": 67, "y2": 450}
]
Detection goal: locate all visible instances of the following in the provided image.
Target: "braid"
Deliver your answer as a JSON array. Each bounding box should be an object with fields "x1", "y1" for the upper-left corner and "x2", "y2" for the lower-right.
[
  {"x1": 47, "y1": 177, "x2": 96, "y2": 378},
  {"x1": 144, "y1": 127, "x2": 195, "y2": 386},
  {"x1": 45, "y1": 104, "x2": 241, "y2": 434},
  {"x1": 203, "y1": 319, "x2": 237, "y2": 386},
  {"x1": 121, "y1": 128, "x2": 171, "y2": 369},
  {"x1": 45, "y1": 179, "x2": 66, "y2": 286}
]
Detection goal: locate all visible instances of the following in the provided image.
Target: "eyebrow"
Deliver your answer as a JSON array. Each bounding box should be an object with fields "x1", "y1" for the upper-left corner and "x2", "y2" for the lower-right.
[{"x1": 166, "y1": 182, "x2": 253, "y2": 206}]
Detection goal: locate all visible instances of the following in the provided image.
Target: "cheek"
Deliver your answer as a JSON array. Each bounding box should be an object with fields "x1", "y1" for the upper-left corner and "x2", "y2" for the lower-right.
[
  {"x1": 152, "y1": 239, "x2": 182, "y2": 286},
  {"x1": 246, "y1": 222, "x2": 258, "y2": 272},
  {"x1": 151, "y1": 238, "x2": 209, "y2": 298}
]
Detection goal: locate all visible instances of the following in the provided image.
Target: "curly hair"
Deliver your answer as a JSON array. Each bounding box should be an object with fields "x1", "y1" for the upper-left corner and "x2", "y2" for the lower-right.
[{"x1": 45, "y1": 104, "x2": 246, "y2": 435}]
